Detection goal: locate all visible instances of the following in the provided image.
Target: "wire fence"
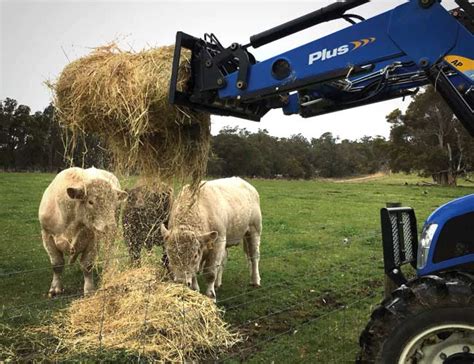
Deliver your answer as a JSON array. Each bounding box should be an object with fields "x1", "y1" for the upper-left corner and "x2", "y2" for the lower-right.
[{"x1": 0, "y1": 228, "x2": 383, "y2": 363}]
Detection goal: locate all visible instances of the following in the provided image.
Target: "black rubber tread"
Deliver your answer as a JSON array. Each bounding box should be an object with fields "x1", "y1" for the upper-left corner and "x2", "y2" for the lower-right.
[{"x1": 357, "y1": 272, "x2": 474, "y2": 364}]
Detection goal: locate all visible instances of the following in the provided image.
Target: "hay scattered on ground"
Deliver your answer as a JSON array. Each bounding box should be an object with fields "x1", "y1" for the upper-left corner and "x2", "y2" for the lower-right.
[
  {"x1": 50, "y1": 44, "x2": 211, "y2": 187},
  {"x1": 43, "y1": 267, "x2": 240, "y2": 361}
]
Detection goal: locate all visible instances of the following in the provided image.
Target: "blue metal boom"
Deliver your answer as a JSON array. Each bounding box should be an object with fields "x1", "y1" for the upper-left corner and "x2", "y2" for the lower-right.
[{"x1": 169, "y1": 0, "x2": 474, "y2": 135}]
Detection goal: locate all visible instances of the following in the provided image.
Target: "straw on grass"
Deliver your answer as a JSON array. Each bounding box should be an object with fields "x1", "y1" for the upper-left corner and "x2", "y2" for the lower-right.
[{"x1": 41, "y1": 266, "x2": 240, "y2": 361}]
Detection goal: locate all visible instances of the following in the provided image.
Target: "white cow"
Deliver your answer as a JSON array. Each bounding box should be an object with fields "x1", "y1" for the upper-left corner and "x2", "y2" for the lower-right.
[
  {"x1": 161, "y1": 177, "x2": 262, "y2": 299},
  {"x1": 38, "y1": 167, "x2": 127, "y2": 296}
]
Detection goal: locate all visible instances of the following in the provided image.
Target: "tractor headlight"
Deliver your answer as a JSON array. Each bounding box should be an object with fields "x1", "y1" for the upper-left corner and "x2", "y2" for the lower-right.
[{"x1": 417, "y1": 224, "x2": 438, "y2": 269}]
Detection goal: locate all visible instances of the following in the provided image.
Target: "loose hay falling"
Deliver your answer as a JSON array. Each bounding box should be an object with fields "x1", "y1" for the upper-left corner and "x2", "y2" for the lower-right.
[
  {"x1": 50, "y1": 44, "x2": 211, "y2": 187},
  {"x1": 46, "y1": 267, "x2": 240, "y2": 361}
]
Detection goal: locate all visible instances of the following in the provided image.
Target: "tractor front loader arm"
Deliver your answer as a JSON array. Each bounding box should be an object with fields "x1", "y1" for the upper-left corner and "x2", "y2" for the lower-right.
[{"x1": 169, "y1": 0, "x2": 474, "y2": 135}]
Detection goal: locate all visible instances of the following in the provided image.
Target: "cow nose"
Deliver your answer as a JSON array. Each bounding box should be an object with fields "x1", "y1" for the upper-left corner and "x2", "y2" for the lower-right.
[
  {"x1": 104, "y1": 222, "x2": 117, "y2": 233},
  {"x1": 187, "y1": 281, "x2": 191, "y2": 288}
]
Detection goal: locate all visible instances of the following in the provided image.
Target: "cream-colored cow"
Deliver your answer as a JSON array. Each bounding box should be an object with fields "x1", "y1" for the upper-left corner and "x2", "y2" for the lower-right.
[
  {"x1": 38, "y1": 167, "x2": 127, "y2": 296},
  {"x1": 161, "y1": 177, "x2": 262, "y2": 300}
]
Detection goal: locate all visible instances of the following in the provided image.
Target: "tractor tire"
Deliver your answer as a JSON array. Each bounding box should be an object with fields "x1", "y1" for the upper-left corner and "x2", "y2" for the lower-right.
[{"x1": 357, "y1": 272, "x2": 474, "y2": 364}]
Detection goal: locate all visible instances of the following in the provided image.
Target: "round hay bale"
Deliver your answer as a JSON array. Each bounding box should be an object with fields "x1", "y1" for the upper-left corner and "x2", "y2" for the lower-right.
[
  {"x1": 47, "y1": 267, "x2": 240, "y2": 361},
  {"x1": 50, "y1": 44, "x2": 210, "y2": 186}
]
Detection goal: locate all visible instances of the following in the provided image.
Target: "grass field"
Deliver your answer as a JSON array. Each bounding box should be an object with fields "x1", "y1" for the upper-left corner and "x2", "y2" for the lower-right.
[{"x1": 1, "y1": 172, "x2": 473, "y2": 362}]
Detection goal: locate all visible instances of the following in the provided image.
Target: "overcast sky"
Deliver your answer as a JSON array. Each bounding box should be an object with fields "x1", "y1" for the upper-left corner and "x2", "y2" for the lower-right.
[{"x1": 0, "y1": 0, "x2": 458, "y2": 140}]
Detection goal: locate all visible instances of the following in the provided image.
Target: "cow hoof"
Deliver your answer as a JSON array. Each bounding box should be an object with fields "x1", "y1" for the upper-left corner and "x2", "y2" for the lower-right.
[
  {"x1": 250, "y1": 283, "x2": 261, "y2": 288},
  {"x1": 206, "y1": 291, "x2": 217, "y2": 302},
  {"x1": 48, "y1": 287, "x2": 64, "y2": 298},
  {"x1": 84, "y1": 288, "x2": 95, "y2": 296}
]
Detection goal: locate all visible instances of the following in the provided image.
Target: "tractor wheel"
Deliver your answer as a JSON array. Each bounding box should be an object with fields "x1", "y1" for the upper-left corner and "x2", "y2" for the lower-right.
[{"x1": 357, "y1": 272, "x2": 474, "y2": 364}]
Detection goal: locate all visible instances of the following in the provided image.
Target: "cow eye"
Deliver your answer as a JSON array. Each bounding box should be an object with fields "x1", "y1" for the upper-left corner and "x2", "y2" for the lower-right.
[{"x1": 88, "y1": 200, "x2": 94, "y2": 205}]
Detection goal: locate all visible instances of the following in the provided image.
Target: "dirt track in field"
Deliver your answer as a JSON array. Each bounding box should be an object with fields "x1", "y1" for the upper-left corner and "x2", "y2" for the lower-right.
[{"x1": 334, "y1": 172, "x2": 386, "y2": 183}]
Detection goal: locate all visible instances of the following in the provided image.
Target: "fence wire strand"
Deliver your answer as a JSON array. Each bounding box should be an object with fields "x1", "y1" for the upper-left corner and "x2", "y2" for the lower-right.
[
  {"x1": 220, "y1": 294, "x2": 376, "y2": 362},
  {"x1": 1, "y1": 228, "x2": 383, "y2": 363},
  {"x1": 1, "y1": 231, "x2": 380, "y2": 315}
]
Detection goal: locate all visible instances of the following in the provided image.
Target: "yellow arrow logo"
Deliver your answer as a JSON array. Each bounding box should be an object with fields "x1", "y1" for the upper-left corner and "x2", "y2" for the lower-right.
[{"x1": 351, "y1": 37, "x2": 376, "y2": 51}]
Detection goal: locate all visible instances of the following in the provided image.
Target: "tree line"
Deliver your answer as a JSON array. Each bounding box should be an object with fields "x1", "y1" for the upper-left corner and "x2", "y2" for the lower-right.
[
  {"x1": 208, "y1": 128, "x2": 389, "y2": 179},
  {"x1": 1, "y1": 86, "x2": 473, "y2": 185},
  {"x1": 0, "y1": 98, "x2": 107, "y2": 172}
]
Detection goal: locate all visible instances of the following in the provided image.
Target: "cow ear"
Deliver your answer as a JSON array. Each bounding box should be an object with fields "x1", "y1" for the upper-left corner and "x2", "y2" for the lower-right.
[
  {"x1": 67, "y1": 187, "x2": 85, "y2": 200},
  {"x1": 198, "y1": 231, "x2": 218, "y2": 250},
  {"x1": 160, "y1": 224, "x2": 170, "y2": 240},
  {"x1": 115, "y1": 188, "x2": 128, "y2": 202}
]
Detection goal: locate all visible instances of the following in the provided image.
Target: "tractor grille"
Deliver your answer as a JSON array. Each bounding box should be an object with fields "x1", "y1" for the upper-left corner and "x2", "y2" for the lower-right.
[{"x1": 381, "y1": 207, "x2": 418, "y2": 272}]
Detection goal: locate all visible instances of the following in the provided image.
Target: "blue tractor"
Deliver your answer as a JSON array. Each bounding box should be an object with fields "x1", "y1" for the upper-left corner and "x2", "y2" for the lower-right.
[
  {"x1": 168, "y1": 0, "x2": 474, "y2": 361},
  {"x1": 358, "y1": 196, "x2": 474, "y2": 363}
]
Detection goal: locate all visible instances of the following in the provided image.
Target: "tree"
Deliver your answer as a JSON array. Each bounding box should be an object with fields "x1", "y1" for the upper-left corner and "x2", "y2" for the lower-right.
[
  {"x1": 247, "y1": 130, "x2": 280, "y2": 178},
  {"x1": 387, "y1": 87, "x2": 473, "y2": 186},
  {"x1": 210, "y1": 127, "x2": 254, "y2": 177},
  {"x1": 354, "y1": 136, "x2": 390, "y2": 174},
  {"x1": 0, "y1": 98, "x2": 31, "y2": 170},
  {"x1": 311, "y1": 132, "x2": 347, "y2": 177},
  {"x1": 0, "y1": 98, "x2": 109, "y2": 172},
  {"x1": 280, "y1": 134, "x2": 314, "y2": 179}
]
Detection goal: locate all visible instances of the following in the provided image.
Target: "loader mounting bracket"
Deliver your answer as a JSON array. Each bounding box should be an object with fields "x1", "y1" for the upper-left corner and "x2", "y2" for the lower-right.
[{"x1": 169, "y1": 31, "x2": 271, "y2": 121}]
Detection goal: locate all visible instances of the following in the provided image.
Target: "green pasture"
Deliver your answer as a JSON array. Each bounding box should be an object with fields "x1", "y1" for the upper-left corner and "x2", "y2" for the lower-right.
[{"x1": 1, "y1": 172, "x2": 473, "y2": 362}]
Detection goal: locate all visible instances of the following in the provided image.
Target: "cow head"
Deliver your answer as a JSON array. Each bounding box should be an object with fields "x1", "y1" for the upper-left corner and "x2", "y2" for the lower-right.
[
  {"x1": 125, "y1": 187, "x2": 146, "y2": 208},
  {"x1": 126, "y1": 186, "x2": 171, "y2": 210},
  {"x1": 67, "y1": 179, "x2": 128, "y2": 233},
  {"x1": 160, "y1": 224, "x2": 217, "y2": 287}
]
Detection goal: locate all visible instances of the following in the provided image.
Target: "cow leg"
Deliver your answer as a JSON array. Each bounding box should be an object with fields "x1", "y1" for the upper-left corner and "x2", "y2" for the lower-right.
[
  {"x1": 161, "y1": 251, "x2": 170, "y2": 271},
  {"x1": 203, "y1": 262, "x2": 217, "y2": 300},
  {"x1": 191, "y1": 275, "x2": 200, "y2": 291},
  {"x1": 78, "y1": 230, "x2": 96, "y2": 296},
  {"x1": 128, "y1": 238, "x2": 142, "y2": 266},
  {"x1": 244, "y1": 230, "x2": 261, "y2": 287},
  {"x1": 42, "y1": 230, "x2": 65, "y2": 297},
  {"x1": 143, "y1": 230, "x2": 154, "y2": 253},
  {"x1": 80, "y1": 248, "x2": 95, "y2": 296},
  {"x1": 203, "y1": 240, "x2": 226, "y2": 300},
  {"x1": 216, "y1": 248, "x2": 228, "y2": 290}
]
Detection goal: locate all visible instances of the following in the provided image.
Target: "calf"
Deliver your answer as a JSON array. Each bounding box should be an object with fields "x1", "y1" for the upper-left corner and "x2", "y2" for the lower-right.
[
  {"x1": 122, "y1": 185, "x2": 172, "y2": 265},
  {"x1": 161, "y1": 177, "x2": 262, "y2": 300},
  {"x1": 38, "y1": 167, "x2": 127, "y2": 296}
]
